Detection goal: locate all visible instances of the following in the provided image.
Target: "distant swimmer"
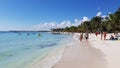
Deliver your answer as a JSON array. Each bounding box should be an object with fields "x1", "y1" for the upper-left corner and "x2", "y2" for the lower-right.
[
  {"x1": 19, "y1": 33, "x2": 21, "y2": 35},
  {"x1": 27, "y1": 33, "x2": 29, "y2": 35},
  {"x1": 38, "y1": 33, "x2": 42, "y2": 36}
]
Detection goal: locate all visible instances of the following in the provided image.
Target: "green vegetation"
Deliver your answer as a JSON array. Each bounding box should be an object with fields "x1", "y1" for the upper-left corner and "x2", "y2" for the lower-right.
[{"x1": 51, "y1": 8, "x2": 120, "y2": 33}]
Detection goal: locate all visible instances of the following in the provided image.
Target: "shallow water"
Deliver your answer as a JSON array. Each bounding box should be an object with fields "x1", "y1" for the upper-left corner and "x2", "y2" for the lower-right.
[{"x1": 0, "y1": 32, "x2": 72, "y2": 68}]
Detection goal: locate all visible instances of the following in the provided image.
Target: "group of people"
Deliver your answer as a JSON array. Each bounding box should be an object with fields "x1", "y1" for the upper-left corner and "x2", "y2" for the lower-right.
[
  {"x1": 79, "y1": 31, "x2": 107, "y2": 42},
  {"x1": 79, "y1": 31, "x2": 119, "y2": 42},
  {"x1": 95, "y1": 31, "x2": 107, "y2": 40}
]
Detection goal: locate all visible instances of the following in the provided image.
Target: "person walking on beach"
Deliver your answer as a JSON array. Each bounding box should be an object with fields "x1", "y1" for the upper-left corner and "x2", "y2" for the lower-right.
[
  {"x1": 101, "y1": 32, "x2": 103, "y2": 40},
  {"x1": 100, "y1": 28, "x2": 103, "y2": 40},
  {"x1": 103, "y1": 32, "x2": 106, "y2": 40},
  {"x1": 95, "y1": 32, "x2": 98, "y2": 37},
  {"x1": 79, "y1": 33, "x2": 83, "y2": 42},
  {"x1": 85, "y1": 31, "x2": 89, "y2": 42}
]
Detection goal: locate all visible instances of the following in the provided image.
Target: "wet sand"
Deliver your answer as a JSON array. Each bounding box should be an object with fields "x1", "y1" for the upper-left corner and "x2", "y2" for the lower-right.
[{"x1": 53, "y1": 40, "x2": 107, "y2": 68}]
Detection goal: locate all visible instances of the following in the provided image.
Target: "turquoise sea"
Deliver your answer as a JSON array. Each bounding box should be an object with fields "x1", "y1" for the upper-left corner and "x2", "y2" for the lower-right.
[{"x1": 0, "y1": 32, "x2": 73, "y2": 68}]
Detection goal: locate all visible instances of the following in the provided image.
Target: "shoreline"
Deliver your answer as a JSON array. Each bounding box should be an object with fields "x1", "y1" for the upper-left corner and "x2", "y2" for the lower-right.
[
  {"x1": 29, "y1": 33, "x2": 75, "y2": 68},
  {"x1": 52, "y1": 33, "x2": 120, "y2": 68}
]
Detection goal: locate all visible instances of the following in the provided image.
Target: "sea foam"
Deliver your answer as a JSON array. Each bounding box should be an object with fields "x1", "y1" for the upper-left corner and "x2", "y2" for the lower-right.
[{"x1": 31, "y1": 46, "x2": 65, "y2": 68}]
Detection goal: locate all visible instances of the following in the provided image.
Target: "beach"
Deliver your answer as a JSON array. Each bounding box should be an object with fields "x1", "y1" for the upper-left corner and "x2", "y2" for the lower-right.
[
  {"x1": 0, "y1": 0, "x2": 120, "y2": 68},
  {"x1": 0, "y1": 32, "x2": 120, "y2": 68},
  {"x1": 53, "y1": 33, "x2": 120, "y2": 68}
]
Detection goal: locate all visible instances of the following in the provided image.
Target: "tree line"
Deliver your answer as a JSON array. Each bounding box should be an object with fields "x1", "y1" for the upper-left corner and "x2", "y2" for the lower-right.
[{"x1": 51, "y1": 8, "x2": 120, "y2": 33}]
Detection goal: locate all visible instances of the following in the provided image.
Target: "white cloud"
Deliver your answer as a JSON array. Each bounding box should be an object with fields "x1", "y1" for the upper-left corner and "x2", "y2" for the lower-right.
[
  {"x1": 33, "y1": 22, "x2": 57, "y2": 31},
  {"x1": 102, "y1": 15, "x2": 107, "y2": 21},
  {"x1": 33, "y1": 21, "x2": 73, "y2": 31},
  {"x1": 96, "y1": 12, "x2": 110, "y2": 21},
  {"x1": 82, "y1": 16, "x2": 89, "y2": 22},
  {"x1": 33, "y1": 19, "x2": 82, "y2": 31},
  {"x1": 108, "y1": 12, "x2": 112, "y2": 14},
  {"x1": 32, "y1": 16, "x2": 90, "y2": 31},
  {"x1": 96, "y1": 12, "x2": 102, "y2": 16},
  {"x1": 73, "y1": 19, "x2": 82, "y2": 26},
  {"x1": 58, "y1": 20, "x2": 71, "y2": 28},
  {"x1": 102, "y1": 15, "x2": 106, "y2": 18}
]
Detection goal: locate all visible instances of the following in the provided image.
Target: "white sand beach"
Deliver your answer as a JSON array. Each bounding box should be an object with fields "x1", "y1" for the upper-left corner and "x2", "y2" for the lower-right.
[{"x1": 53, "y1": 33, "x2": 120, "y2": 68}]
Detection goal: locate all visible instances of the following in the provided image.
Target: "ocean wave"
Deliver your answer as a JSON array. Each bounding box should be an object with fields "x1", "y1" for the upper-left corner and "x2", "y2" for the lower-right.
[{"x1": 31, "y1": 46, "x2": 65, "y2": 68}]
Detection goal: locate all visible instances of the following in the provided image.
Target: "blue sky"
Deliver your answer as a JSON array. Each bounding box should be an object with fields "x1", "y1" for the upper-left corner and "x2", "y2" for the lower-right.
[{"x1": 0, "y1": 0, "x2": 120, "y2": 31}]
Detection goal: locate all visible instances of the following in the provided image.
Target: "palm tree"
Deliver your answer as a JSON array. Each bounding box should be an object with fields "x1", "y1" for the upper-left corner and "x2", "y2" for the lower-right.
[
  {"x1": 69, "y1": 26, "x2": 77, "y2": 32},
  {"x1": 114, "y1": 8, "x2": 120, "y2": 29},
  {"x1": 52, "y1": 8, "x2": 120, "y2": 32},
  {"x1": 82, "y1": 21, "x2": 91, "y2": 31},
  {"x1": 64, "y1": 27, "x2": 70, "y2": 32},
  {"x1": 106, "y1": 8, "x2": 120, "y2": 32},
  {"x1": 91, "y1": 16, "x2": 102, "y2": 32},
  {"x1": 77, "y1": 25, "x2": 84, "y2": 32}
]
